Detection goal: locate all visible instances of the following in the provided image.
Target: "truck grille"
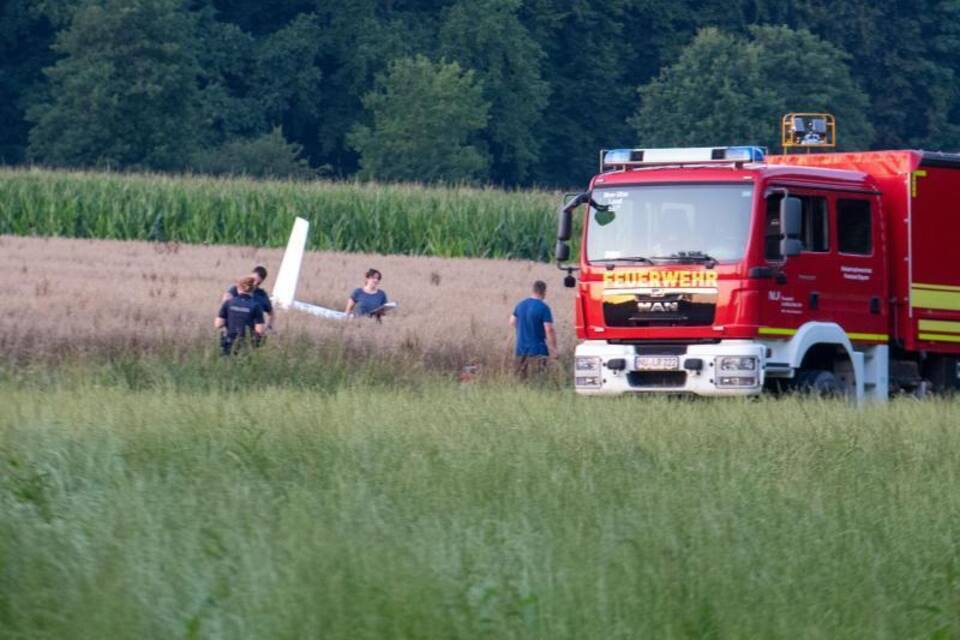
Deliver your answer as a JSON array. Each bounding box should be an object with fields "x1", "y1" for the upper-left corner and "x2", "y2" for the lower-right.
[{"x1": 603, "y1": 291, "x2": 717, "y2": 327}]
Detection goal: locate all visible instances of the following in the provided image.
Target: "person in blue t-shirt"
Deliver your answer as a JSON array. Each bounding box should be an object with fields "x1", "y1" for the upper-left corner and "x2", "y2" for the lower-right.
[
  {"x1": 510, "y1": 280, "x2": 558, "y2": 377},
  {"x1": 345, "y1": 268, "x2": 388, "y2": 320}
]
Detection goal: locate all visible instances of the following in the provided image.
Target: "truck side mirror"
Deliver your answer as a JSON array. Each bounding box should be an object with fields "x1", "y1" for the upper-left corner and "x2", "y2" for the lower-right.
[
  {"x1": 557, "y1": 192, "x2": 587, "y2": 271},
  {"x1": 780, "y1": 196, "x2": 803, "y2": 257},
  {"x1": 557, "y1": 204, "x2": 573, "y2": 242}
]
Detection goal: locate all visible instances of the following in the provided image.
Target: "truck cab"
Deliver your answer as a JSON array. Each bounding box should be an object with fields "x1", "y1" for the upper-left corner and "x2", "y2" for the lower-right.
[{"x1": 559, "y1": 146, "x2": 892, "y2": 399}]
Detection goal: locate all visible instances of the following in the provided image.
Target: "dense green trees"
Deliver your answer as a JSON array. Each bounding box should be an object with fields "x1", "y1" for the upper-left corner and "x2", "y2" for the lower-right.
[
  {"x1": 782, "y1": 1, "x2": 960, "y2": 150},
  {"x1": 2, "y1": 0, "x2": 959, "y2": 185},
  {"x1": 190, "y1": 127, "x2": 315, "y2": 179},
  {"x1": 630, "y1": 29, "x2": 777, "y2": 150},
  {"x1": 0, "y1": 1, "x2": 56, "y2": 163},
  {"x1": 631, "y1": 26, "x2": 873, "y2": 151},
  {"x1": 438, "y1": 0, "x2": 549, "y2": 184},
  {"x1": 347, "y1": 56, "x2": 490, "y2": 183},
  {"x1": 27, "y1": 0, "x2": 205, "y2": 169}
]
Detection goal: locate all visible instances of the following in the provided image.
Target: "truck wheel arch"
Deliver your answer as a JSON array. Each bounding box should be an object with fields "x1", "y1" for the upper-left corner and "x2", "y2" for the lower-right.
[
  {"x1": 799, "y1": 343, "x2": 851, "y2": 372},
  {"x1": 764, "y1": 322, "x2": 864, "y2": 400}
]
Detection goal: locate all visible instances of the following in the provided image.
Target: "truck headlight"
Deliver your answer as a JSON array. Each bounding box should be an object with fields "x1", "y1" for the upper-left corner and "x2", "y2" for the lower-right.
[
  {"x1": 717, "y1": 375, "x2": 759, "y2": 388},
  {"x1": 718, "y1": 356, "x2": 758, "y2": 372},
  {"x1": 574, "y1": 357, "x2": 602, "y2": 387},
  {"x1": 575, "y1": 356, "x2": 601, "y2": 372}
]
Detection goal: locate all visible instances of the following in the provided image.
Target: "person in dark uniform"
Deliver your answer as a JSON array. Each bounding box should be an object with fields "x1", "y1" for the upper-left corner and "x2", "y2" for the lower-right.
[
  {"x1": 215, "y1": 276, "x2": 266, "y2": 355},
  {"x1": 222, "y1": 265, "x2": 273, "y2": 329}
]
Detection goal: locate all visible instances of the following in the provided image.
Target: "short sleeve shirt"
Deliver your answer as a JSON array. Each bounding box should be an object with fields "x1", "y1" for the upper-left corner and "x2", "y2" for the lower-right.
[
  {"x1": 350, "y1": 288, "x2": 388, "y2": 316},
  {"x1": 512, "y1": 298, "x2": 553, "y2": 356}
]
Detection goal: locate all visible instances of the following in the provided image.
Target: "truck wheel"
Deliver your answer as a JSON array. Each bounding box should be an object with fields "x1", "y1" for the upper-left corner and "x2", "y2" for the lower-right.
[{"x1": 796, "y1": 369, "x2": 843, "y2": 397}]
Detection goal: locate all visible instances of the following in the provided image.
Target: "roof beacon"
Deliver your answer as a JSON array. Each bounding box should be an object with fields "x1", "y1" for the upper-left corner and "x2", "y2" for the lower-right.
[{"x1": 601, "y1": 146, "x2": 765, "y2": 171}]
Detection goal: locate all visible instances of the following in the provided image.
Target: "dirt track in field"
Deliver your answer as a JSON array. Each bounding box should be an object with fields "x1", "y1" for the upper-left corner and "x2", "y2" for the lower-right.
[{"x1": 0, "y1": 235, "x2": 575, "y2": 367}]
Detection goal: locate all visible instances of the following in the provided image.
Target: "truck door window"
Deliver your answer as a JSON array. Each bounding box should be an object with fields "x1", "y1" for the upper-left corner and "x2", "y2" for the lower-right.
[
  {"x1": 837, "y1": 199, "x2": 872, "y2": 255},
  {"x1": 801, "y1": 197, "x2": 829, "y2": 252},
  {"x1": 764, "y1": 193, "x2": 829, "y2": 260}
]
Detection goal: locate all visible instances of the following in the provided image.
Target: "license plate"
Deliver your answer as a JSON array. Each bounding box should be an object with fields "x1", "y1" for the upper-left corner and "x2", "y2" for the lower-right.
[{"x1": 635, "y1": 355, "x2": 680, "y2": 371}]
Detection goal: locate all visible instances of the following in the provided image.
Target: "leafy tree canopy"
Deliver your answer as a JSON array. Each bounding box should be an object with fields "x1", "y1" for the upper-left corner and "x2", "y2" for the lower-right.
[
  {"x1": 630, "y1": 26, "x2": 873, "y2": 151},
  {"x1": 438, "y1": 0, "x2": 549, "y2": 184},
  {"x1": 190, "y1": 126, "x2": 316, "y2": 179},
  {"x1": 0, "y1": 0, "x2": 56, "y2": 163},
  {"x1": 348, "y1": 55, "x2": 490, "y2": 184},
  {"x1": 4, "y1": 0, "x2": 960, "y2": 185},
  {"x1": 27, "y1": 0, "x2": 204, "y2": 170}
]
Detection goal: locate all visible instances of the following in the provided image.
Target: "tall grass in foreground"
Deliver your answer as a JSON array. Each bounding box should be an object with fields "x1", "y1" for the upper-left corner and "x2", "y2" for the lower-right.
[
  {"x1": 3, "y1": 385, "x2": 960, "y2": 639},
  {"x1": 0, "y1": 168, "x2": 564, "y2": 260},
  {"x1": 0, "y1": 332, "x2": 564, "y2": 389}
]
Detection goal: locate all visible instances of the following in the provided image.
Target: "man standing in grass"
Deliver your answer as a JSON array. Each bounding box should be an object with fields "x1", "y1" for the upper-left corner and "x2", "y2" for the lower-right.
[{"x1": 510, "y1": 280, "x2": 558, "y2": 378}]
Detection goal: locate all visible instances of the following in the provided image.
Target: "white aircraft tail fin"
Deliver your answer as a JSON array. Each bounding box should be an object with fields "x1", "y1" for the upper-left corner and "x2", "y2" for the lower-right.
[{"x1": 272, "y1": 216, "x2": 309, "y2": 309}]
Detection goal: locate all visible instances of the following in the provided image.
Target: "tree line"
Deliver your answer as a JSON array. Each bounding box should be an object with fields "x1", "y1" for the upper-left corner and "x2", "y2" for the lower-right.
[{"x1": 2, "y1": 0, "x2": 959, "y2": 188}]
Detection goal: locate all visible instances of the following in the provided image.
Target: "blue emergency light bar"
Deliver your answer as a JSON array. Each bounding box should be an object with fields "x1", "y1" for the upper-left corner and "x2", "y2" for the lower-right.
[{"x1": 601, "y1": 146, "x2": 765, "y2": 170}]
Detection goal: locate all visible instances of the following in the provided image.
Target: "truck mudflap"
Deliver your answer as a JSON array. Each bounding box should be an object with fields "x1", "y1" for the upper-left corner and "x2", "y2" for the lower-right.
[{"x1": 573, "y1": 340, "x2": 766, "y2": 397}]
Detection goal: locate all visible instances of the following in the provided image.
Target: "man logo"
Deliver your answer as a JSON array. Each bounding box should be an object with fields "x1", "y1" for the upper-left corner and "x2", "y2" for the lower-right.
[{"x1": 637, "y1": 301, "x2": 679, "y2": 313}]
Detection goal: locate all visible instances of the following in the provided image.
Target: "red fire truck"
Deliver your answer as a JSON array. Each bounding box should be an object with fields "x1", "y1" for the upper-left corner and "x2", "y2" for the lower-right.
[{"x1": 555, "y1": 145, "x2": 960, "y2": 400}]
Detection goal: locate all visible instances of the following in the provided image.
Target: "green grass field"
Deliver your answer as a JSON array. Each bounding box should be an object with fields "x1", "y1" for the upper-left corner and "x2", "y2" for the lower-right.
[
  {"x1": 0, "y1": 168, "x2": 562, "y2": 260},
  {"x1": 6, "y1": 167, "x2": 958, "y2": 639},
  {"x1": 3, "y1": 368, "x2": 960, "y2": 638}
]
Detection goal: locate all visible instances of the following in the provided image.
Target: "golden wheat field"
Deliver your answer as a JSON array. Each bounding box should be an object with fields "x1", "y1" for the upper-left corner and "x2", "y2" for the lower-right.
[{"x1": 0, "y1": 234, "x2": 576, "y2": 368}]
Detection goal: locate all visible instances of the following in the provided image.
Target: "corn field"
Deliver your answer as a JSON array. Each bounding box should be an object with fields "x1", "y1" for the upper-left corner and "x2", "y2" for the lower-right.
[{"x1": 0, "y1": 168, "x2": 564, "y2": 261}]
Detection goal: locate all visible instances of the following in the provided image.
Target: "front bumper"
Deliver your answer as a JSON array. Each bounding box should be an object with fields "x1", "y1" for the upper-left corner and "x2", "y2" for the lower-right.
[{"x1": 574, "y1": 340, "x2": 766, "y2": 396}]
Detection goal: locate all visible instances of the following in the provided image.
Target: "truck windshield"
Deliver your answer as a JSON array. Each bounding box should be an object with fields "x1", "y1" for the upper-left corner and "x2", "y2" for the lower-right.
[{"x1": 587, "y1": 184, "x2": 754, "y2": 263}]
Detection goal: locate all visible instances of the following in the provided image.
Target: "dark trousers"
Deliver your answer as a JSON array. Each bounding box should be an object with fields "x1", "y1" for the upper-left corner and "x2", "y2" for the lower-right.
[
  {"x1": 220, "y1": 332, "x2": 262, "y2": 355},
  {"x1": 514, "y1": 355, "x2": 548, "y2": 379},
  {"x1": 220, "y1": 333, "x2": 239, "y2": 356}
]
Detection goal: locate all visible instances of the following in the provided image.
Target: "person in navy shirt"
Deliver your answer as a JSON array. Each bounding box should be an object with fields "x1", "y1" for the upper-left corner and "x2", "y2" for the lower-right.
[
  {"x1": 215, "y1": 276, "x2": 266, "y2": 355},
  {"x1": 345, "y1": 269, "x2": 388, "y2": 320},
  {"x1": 510, "y1": 280, "x2": 558, "y2": 377},
  {"x1": 222, "y1": 265, "x2": 273, "y2": 329}
]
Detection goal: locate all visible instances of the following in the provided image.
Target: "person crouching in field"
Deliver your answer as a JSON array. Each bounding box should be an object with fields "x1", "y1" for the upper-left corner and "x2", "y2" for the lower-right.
[
  {"x1": 222, "y1": 265, "x2": 273, "y2": 330},
  {"x1": 510, "y1": 280, "x2": 558, "y2": 378},
  {"x1": 215, "y1": 276, "x2": 266, "y2": 355},
  {"x1": 345, "y1": 268, "x2": 388, "y2": 321}
]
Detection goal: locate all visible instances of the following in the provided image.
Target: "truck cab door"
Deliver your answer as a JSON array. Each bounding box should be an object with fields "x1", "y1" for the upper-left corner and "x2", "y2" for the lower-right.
[
  {"x1": 829, "y1": 195, "x2": 886, "y2": 341},
  {"x1": 759, "y1": 191, "x2": 832, "y2": 333}
]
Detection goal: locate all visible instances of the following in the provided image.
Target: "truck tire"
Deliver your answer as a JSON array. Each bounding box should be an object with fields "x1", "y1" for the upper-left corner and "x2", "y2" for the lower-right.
[
  {"x1": 922, "y1": 355, "x2": 960, "y2": 394},
  {"x1": 795, "y1": 369, "x2": 843, "y2": 397}
]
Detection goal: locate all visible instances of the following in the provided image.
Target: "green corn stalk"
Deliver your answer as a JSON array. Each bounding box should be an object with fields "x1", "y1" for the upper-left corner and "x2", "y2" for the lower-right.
[{"x1": 0, "y1": 168, "x2": 570, "y2": 261}]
